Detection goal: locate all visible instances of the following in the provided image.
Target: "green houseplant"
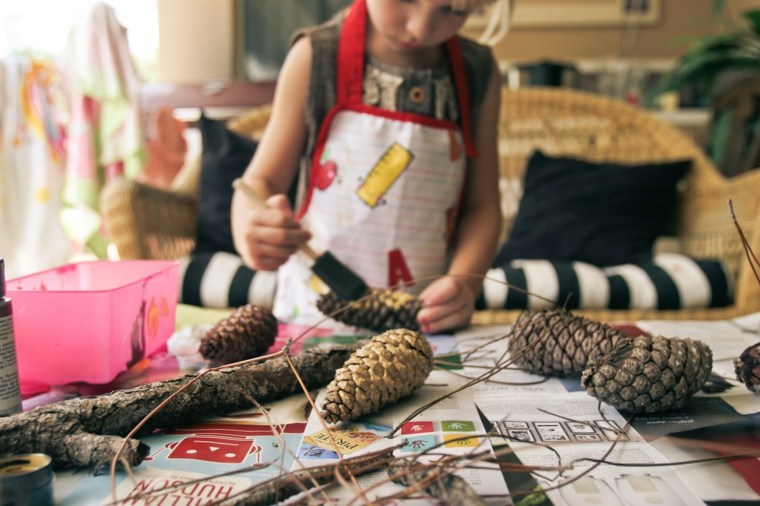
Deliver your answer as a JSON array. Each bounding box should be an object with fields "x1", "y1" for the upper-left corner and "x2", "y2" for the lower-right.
[
  {"x1": 649, "y1": 2, "x2": 760, "y2": 176},
  {"x1": 650, "y1": 2, "x2": 760, "y2": 98}
]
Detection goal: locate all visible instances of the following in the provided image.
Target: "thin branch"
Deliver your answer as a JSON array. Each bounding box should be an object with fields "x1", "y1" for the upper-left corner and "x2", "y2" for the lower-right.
[{"x1": 729, "y1": 199, "x2": 760, "y2": 286}]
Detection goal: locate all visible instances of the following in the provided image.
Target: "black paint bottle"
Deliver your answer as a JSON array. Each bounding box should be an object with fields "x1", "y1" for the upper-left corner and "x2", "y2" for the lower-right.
[{"x1": 0, "y1": 258, "x2": 22, "y2": 416}]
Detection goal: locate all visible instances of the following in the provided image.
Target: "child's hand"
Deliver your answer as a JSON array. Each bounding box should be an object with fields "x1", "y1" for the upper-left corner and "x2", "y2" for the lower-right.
[
  {"x1": 243, "y1": 194, "x2": 311, "y2": 271},
  {"x1": 416, "y1": 277, "x2": 476, "y2": 334}
]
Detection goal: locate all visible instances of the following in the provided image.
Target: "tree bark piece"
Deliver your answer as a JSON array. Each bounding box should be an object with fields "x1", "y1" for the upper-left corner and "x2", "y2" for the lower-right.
[{"x1": 0, "y1": 343, "x2": 360, "y2": 469}]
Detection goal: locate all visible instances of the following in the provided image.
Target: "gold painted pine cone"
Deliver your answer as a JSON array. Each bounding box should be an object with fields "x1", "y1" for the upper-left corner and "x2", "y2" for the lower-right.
[
  {"x1": 509, "y1": 309, "x2": 629, "y2": 376},
  {"x1": 319, "y1": 328, "x2": 434, "y2": 424},
  {"x1": 199, "y1": 304, "x2": 278, "y2": 365},
  {"x1": 581, "y1": 334, "x2": 713, "y2": 413},
  {"x1": 316, "y1": 288, "x2": 423, "y2": 333}
]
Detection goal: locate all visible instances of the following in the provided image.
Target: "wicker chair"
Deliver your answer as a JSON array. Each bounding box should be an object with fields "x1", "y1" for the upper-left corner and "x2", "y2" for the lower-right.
[
  {"x1": 100, "y1": 105, "x2": 271, "y2": 260},
  {"x1": 101, "y1": 88, "x2": 760, "y2": 324}
]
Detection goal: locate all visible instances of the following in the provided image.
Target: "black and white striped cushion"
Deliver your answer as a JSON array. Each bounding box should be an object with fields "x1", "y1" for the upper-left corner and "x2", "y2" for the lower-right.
[
  {"x1": 478, "y1": 253, "x2": 733, "y2": 311},
  {"x1": 179, "y1": 251, "x2": 276, "y2": 309},
  {"x1": 180, "y1": 252, "x2": 732, "y2": 312}
]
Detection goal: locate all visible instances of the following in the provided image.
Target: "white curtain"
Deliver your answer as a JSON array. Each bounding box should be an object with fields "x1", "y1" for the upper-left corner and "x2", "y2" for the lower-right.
[{"x1": 0, "y1": 55, "x2": 71, "y2": 278}]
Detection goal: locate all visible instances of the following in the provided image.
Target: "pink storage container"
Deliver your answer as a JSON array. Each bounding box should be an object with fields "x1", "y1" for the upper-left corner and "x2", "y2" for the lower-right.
[{"x1": 7, "y1": 260, "x2": 180, "y2": 387}]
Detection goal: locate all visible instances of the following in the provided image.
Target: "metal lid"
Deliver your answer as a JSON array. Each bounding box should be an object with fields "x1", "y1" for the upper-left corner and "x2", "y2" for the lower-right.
[{"x1": 0, "y1": 453, "x2": 54, "y2": 506}]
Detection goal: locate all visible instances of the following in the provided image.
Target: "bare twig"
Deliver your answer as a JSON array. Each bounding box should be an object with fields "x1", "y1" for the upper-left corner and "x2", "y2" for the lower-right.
[
  {"x1": 729, "y1": 199, "x2": 760, "y2": 286},
  {"x1": 388, "y1": 458, "x2": 487, "y2": 506},
  {"x1": 388, "y1": 325, "x2": 546, "y2": 437},
  {"x1": 227, "y1": 446, "x2": 398, "y2": 505}
]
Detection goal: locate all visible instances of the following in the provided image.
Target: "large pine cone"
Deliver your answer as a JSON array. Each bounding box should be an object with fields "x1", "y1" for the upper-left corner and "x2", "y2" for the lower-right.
[
  {"x1": 316, "y1": 288, "x2": 422, "y2": 333},
  {"x1": 734, "y1": 341, "x2": 760, "y2": 393},
  {"x1": 509, "y1": 309, "x2": 628, "y2": 376},
  {"x1": 581, "y1": 335, "x2": 713, "y2": 413},
  {"x1": 319, "y1": 328, "x2": 433, "y2": 423},
  {"x1": 199, "y1": 304, "x2": 278, "y2": 365}
]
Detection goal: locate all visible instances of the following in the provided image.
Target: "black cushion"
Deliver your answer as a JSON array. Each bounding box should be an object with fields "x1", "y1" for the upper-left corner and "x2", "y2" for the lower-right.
[
  {"x1": 495, "y1": 150, "x2": 691, "y2": 267},
  {"x1": 194, "y1": 114, "x2": 258, "y2": 254}
]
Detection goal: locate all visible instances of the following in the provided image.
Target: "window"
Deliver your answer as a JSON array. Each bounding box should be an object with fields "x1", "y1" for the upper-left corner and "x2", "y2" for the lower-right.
[
  {"x1": 0, "y1": 0, "x2": 158, "y2": 81},
  {"x1": 241, "y1": 0, "x2": 351, "y2": 79}
]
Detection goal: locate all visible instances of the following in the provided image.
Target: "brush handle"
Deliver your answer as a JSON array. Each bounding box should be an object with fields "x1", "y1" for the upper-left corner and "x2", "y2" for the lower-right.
[{"x1": 232, "y1": 178, "x2": 319, "y2": 260}]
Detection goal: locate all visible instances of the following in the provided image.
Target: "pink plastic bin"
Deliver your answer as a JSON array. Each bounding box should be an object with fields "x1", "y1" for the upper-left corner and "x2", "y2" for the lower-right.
[{"x1": 7, "y1": 260, "x2": 180, "y2": 387}]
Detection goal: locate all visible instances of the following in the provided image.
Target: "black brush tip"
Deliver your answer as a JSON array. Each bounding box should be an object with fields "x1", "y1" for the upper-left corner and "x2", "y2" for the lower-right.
[{"x1": 311, "y1": 252, "x2": 369, "y2": 301}]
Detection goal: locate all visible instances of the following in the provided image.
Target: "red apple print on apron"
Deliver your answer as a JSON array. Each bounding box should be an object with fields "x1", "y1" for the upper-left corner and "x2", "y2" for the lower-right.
[
  {"x1": 315, "y1": 150, "x2": 338, "y2": 190},
  {"x1": 315, "y1": 160, "x2": 337, "y2": 190}
]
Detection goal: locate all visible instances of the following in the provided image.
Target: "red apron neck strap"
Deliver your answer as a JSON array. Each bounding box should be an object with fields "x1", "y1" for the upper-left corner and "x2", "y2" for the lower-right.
[
  {"x1": 336, "y1": 0, "x2": 367, "y2": 105},
  {"x1": 446, "y1": 37, "x2": 478, "y2": 158},
  {"x1": 336, "y1": 0, "x2": 478, "y2": 158}
]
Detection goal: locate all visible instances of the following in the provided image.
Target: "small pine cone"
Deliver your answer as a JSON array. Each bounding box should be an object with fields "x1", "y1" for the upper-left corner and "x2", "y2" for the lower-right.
[
  {"x1": 199, "y1": 304, "x2": 278, "y2": 365},
  {"x1": 509, "y1": 309, "x2": 628, "y2": 376},
  {"x1": 581, "y1": 335, "x2": 713, "y2": 413},
  {"x1": 320, "y1": 328, "x2": 433, "y2": 423},
  {"x1": 316, "y1": 288, "x2": 423, "y2": 333},
  {"x1": 734, "y1": 341, "x2": 760, "y2": 393}
]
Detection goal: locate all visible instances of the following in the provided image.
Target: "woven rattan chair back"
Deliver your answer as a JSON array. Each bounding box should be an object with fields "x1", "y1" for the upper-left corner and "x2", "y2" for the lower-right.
[{"x1": 473, "y1": 87, "x2": 760, "y2": 324}]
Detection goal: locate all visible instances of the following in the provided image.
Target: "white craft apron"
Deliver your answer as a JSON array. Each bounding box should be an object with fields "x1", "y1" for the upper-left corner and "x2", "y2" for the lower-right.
[{"x1": 273, "y1": 0, "x2": 477, "y2": 326}]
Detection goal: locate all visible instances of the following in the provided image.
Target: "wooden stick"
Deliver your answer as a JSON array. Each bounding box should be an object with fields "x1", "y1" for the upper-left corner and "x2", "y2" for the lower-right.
[
  {"x1": 229, "y1": 446, "x2": 398, "y2": 506},
  {"x1": 0, "y1": 343, "x2": 359, "y2": 469},
  {"x1": 729, "y1": 199, "x2": 760, "y2": 287},
  {"x1": 233, "y1": 178, "x2": 319, "y2": 260},
  {"x1": 388, "y1": 458, "x2": 487, "y2": 506}
]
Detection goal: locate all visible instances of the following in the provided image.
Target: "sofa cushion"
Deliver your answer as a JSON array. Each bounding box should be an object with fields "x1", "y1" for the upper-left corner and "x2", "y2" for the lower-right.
[
  {"x1": 180, "y1": 251, "x2": 276, "y2": 308},
  {"x1": 477, "y1": 253, "x2": 732, "y2": 310},
  {"x1": 495, "y1": 150, "x2": 691, "y2": 267},
  {"x1": 194, "y1": 114, "x2": 258, "y2": 254}
]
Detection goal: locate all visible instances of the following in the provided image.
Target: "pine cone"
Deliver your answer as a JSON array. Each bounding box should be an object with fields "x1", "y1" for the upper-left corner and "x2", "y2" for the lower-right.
[
  {"x1": 508, "y1": 309, "x2": 628, "y2": 376},
  {"x1": 734, "y1": 341, "x2": 760, "y2": 393},
  {"x1": 199, "y1": 304, "x2": 278, "y2": 365},
  {"x1": 581, "y1": 335, "x2": 713, "y2": 413},
  {"x1": 316, "y1": 288, "x2": 423, "y2": 333},
  {"x1": 319, "y1": 328, "x2": 433, "y2": 423}
]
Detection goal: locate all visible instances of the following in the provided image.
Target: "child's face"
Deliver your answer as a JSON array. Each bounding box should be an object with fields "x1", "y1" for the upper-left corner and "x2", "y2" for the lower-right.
[{"x1": 366, "y1": 0, "x2": 472, "y2": 55}]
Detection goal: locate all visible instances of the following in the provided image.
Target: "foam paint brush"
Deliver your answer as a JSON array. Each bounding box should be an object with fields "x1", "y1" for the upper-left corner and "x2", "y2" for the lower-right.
[{"x1": 233, "y1": 178, "x2": 370, "y2": 301}]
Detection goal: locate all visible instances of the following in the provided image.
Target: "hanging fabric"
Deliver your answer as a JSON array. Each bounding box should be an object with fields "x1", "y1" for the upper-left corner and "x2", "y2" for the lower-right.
[
  {"x1": 60, "y1": 1, "x2": 145, "y2": 257},
  {"x1": 0, "y1": 55, "x2": 70, "y2": 278}
]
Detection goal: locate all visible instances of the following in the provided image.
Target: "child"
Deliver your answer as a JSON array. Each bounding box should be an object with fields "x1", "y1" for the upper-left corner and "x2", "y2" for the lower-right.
[{"x1": 231, "y1": 0, "x2": 503, "y2": 334}]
